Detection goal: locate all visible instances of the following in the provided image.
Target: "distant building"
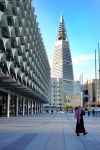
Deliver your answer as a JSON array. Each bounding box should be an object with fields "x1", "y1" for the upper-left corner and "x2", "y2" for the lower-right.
[
  {"x1": 51, "y1": 78, "x2": 63, "y2": 109},
  {"x1": 0, "y1": 0, "x2": 50, "y2": 117},
  {"x1": 82, "y1": 79, "x2": 100, "y2": 107},
  {"x1": 64, "y1": 81, "x2": 81, "y2": 107},
  {"x1": 82, "y1": 83, "x2": 88, "y2": 106}
]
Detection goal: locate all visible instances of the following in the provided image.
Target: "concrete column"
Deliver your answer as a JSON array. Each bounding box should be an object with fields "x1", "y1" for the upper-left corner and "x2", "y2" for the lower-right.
[
  {"x1": 36, "y1": 102, "x2": 38, "y2": 114},
  {"x1": 40, "y1": 103, "x2": 42, "y2": 113},
  {"x1": 33, "y1": 102, "x2": 35, "y2": 114},
  {"x1": 31, "y1": 100, "x2": 33, "y2": 115},
  {"x1": 39, "y1": 103, "x2": 41, "y2": 113},
  {"x1": 34, "y1": 102, "x2": 37, "y2": 114},
  {"x1": 41, "y1": 104, "x2": 43, "y2": 113},
  {"x1": 22, "y1": 98, "x2": 25, "y2": 116},
  {"x1": 38, "y1": 103, "x2": 40, "y2": 113},
  {"x1": 16, "y1": 97, "x2": 18, "y2": 117},
  {"x1": 27, "y1": 99, "x2": 29, "y2": 115},
  {"x1": 7, "y1": 94, "x2": 10, "y2": 118}
]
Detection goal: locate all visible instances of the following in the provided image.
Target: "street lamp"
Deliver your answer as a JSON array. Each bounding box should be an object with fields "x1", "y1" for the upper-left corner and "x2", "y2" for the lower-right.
[
  {"x1": 95, "y1": 43, "x2": 100, "y2": 109},
  {"x1": 98, "y1": 43, "x2": 100, "y2": 103}
]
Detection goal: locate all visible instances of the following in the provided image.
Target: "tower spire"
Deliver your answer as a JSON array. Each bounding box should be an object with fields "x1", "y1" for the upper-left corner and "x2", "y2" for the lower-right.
[{"x1": 57, "y1": 14, "x2": 68, "y2": 41}]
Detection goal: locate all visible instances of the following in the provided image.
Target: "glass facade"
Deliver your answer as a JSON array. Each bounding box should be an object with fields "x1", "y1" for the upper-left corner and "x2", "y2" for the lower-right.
[{"x1": 51, "y1": 15, "x2": 74, "y2": 108}]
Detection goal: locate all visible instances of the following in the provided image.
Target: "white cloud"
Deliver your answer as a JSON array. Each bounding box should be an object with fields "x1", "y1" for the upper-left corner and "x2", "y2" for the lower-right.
[
  {"x1": 49, "y1": 53, "x2": 95, "y2": 67},
  {"x1": 72, "y1": 53, "x2": 95, "y2": 65}
]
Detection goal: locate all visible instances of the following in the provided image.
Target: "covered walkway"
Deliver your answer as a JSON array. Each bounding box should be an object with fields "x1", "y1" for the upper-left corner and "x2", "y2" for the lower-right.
[{"x1": 0, "y1": 72, "x2": 45, "y2": 118}]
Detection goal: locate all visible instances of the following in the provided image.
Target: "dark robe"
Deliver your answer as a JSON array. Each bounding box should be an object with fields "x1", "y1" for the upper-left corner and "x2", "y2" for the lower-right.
[{"x1": 76, "y1": 110, "x2": 86, "y2": 134}]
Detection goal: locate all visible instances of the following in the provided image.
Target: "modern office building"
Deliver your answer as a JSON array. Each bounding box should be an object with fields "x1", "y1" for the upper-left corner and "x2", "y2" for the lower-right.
[
  {"x1": 64, "y1": 80, "x2": 82, "y2": 107},
  {"x1": 51, "y1": 78, "x2": 63, "y2": 109},
  {"x1": 82, "y1": 79, "x2": 100, "y2": 107},
  {"x1": 0, "y1": 0, "x2": 50, "y2": 117},
  {"x1": 51, "y1": 15, "x2": 74, "y2": 109}
]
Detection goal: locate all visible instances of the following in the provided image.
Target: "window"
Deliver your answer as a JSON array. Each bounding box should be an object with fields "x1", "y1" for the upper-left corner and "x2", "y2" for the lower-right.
[
  {"x1": 7, "y1": 17, "x2": 14, "y2": 26},
  {"x1": 6, "y1": 49, "x2": 13, "y2": 61},
  {"x1": 11, "y1": 38, "x2": 17, "y2": 48},
  {"x1": 0, "y1": 40, "x2": 5, "y2": 52},
  {"x1": 15, "y1": 28, "x2": 20, "y2": 37},
  {"x1": 2, "y1": 27, "x2": 10, "y2": 38},
  {"x1": 0, "y1": 4, "x2": 5, "y2": 12},
  {"x1": 12, "y1": 8, "x2": 17, "y2": 16}
]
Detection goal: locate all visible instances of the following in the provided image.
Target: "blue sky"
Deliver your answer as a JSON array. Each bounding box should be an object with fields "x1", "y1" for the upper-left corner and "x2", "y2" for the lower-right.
[{"x1": 33, "y1": 0, "x2": 100, "y2": 82}]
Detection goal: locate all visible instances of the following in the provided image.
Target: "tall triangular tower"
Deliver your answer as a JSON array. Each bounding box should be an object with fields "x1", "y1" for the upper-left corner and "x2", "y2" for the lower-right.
[
  {"x1": 57, "y1": 15, "x2": 67, "y2": 41},
  {"x1": 51, "y1": 15, "x2": 74, "y2": 109}
]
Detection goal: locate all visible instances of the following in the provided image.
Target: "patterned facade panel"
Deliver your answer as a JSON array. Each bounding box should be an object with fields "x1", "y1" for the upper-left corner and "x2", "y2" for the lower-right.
[{"x1": 0, "y1": 0, "x2": 50, "y2": 103}]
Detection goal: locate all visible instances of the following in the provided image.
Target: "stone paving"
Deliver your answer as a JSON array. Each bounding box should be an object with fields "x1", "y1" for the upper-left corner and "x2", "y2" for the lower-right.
[{"x1": 0, "y1": 113, "x2": 100, "y2": 150}]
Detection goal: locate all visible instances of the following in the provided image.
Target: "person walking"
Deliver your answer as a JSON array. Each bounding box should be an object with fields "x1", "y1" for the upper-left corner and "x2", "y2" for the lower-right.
[
  {"x1": 92, "y1": 108, "x2": 95, "y2": 117},
  {"x1": 75, "y1": 106, "x2": 87, "y2": 136},
  {"x1": 88, "y1": 110, "x2": 90, "y2": 117}
]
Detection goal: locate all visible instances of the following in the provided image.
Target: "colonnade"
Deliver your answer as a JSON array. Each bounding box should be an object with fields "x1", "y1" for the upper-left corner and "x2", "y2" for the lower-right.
[{"x1": 7, "y1": 94, "x2": 44, "y2": 118}]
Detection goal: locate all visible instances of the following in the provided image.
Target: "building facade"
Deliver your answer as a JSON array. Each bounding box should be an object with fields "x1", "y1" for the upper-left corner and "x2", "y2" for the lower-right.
[
  {"x1": 64, "y1": 80, "x2": 82, "y2": 107},
  {"x1": 51, "y1": 15, "x2": 74, "y2": 109},
  {"x1": 51, "y1": 78, "x2": 63, "y2": 108},
  {"x1": 83, "y1": 79, "x2": 100, "y2": 107},
  {"x1": 0, "y1": 0, "x2": 50, "y2": 117}
]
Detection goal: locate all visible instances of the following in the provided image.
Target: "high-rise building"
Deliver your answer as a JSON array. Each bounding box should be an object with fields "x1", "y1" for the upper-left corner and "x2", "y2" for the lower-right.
[
  {"x1": 0, "y1": 0, "x2": 50, "y2": 117},
  {"x1": 64, "y1": 80, "x2": 82, "y2": 107},
  {"x1": 51, "y1": 15, "x2": 74, "y2": 109},
  {"x1": 83, "y1": 79, "x2": 100, "y2": 107}
]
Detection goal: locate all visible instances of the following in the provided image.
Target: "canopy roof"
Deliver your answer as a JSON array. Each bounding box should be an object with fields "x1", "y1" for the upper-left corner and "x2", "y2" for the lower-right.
[{"x1": 0, "y1": 72, "x2": 49, "y2": 103}]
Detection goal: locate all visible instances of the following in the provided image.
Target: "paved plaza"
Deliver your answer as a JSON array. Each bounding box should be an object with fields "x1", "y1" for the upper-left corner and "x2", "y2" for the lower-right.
[{"x1": 0, "y1": 113, "x2": 100, "y2": 150}]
